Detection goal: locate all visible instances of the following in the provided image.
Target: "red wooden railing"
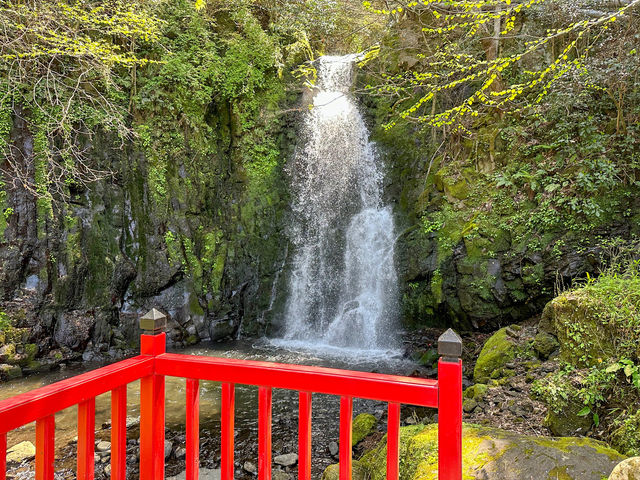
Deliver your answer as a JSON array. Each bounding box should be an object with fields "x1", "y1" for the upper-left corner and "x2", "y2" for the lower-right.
[{"x1": 0, "y1": 324, "x2": 462, "y2": 480}]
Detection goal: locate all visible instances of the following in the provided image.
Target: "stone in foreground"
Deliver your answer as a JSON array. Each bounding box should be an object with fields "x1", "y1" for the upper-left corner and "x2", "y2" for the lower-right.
[
  {"x1": 359, "y1": 423, "x2": 624, "y2": 480},
  {"x1": 167, "y1": 468, "x2": 220, "y2": 480},
  {"x1": 6, "y1": 441, "x2": 36, "y2": 464},
  {"x1": 608, "y1": 457, "x2": 640, "y2": 480},
  {"x1": 274, "y1": 452, "x2": 298, "y2": 467}
]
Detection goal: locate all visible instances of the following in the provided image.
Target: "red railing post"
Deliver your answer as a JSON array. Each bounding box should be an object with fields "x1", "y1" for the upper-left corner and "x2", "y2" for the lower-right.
[
  {"x1": 111, "y1": 385, "x2": 127, "y2": 480},
  {"x1": 139, "y1": 309, "x2": 167, "y2": 480},
  {"x1": 437, "y1": 329, "x2": 463, "y2": 480},
  {"x1": 186, "y1": 378, "x2": 200, "y2": 480},
  {"x1": 298, "y1": 392, "x2": 312, "y2": 480},
  {"x1": 77, "y1": 398, "x2": 95, "y2": 480},
  {"x1": 386, "y1": 402, "x2": 400, "y2": 480},
  {"x1": 1, "y1": 432, "x2": 6, "y2": 480},
  {"x1": 36, "y1": 415, "x2": 55, "y2": 480},
  {"x1": 221, "y1": 382, "x2": 235, "y2": 480},
  {"x1": 339, "y1": 396, "x2": 353, "y2": 480}
]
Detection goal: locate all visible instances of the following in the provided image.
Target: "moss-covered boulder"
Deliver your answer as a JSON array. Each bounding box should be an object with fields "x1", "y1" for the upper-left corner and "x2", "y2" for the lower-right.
[
  {"x1": 473, "y1": 327, "x2": 518, "y2": 382},
  {"x1": 321, "y1": 460, "x2": 367, "y2": 480},
  {"x1": 541, "y1": 275, "x2": 640, "y2": 368},
  {"x1": 359, "y1": 423, "x2": 623, "y2": 480},
  {"x1": 352, "y1": 413, "x2": 378, "y2": 446}
]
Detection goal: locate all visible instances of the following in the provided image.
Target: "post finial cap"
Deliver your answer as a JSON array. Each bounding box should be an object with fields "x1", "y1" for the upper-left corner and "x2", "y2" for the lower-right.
[
  {"x1": 438, "y1": 328, "x2": 462, "y2": 360},
  {"x1": 139, "y1": 308, "x2": 167, "y2": 334}
]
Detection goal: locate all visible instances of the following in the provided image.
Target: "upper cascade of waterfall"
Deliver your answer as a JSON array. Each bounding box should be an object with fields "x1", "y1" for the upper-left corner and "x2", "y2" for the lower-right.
[{"x1": 273, "y1": 54, "x2": 399, "y2": 356}]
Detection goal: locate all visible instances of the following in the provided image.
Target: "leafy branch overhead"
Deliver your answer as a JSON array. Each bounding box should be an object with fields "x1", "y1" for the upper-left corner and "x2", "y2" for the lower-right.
[
  {"x1": 362, "y1": 0, "x2": 640, "y2": 131},
  {"x1": 0, "y1": 0, "x2": 162, "y2": 205}
]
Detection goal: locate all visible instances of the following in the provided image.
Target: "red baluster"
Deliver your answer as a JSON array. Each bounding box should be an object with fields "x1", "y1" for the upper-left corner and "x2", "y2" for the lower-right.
[
  {"x1": 339, "y1": 396, "x2": 352, "y2": 480},
  {"x1": 386, "y1": 402, "x2": 400, "y2": 480},
  {"x1": 77, "y1": 398, "x2": 95, "y2": 480},
  {"x1": 1, "y1": 432, "x2": 6, "y2": 480},
  {"x1": 298, "y1": 392, "x2": 312, "y2": 480},
  {"x1": 258, "y1": 387, "x2": 272, "y2": 480},
  {"x1": 437, "y1": 329, "x2": 463, "y2": 480},
  {"x1": 36, "y1": 415, "x2": 55, "y2": 480},
  {"x1": 111, "y1": 386, "x2": 127, "y2": 480},
  {"x1": 221, "y1": 383, "x2": 235, "y2": 480},
  {"x1": 186, "y1": 379, "x2": 200, "y2": 480},
  {"x1": 140, "y1": 332, "x2": 166, "y2": 480}
]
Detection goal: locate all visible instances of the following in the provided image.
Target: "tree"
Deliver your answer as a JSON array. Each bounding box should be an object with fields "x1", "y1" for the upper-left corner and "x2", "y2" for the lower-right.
[
  {"x1": 0, "y1": 0, "x2": 162, "y2": 205},
  {"x1": 362, "y1": 0, "x2": 640, "y2": 133}
]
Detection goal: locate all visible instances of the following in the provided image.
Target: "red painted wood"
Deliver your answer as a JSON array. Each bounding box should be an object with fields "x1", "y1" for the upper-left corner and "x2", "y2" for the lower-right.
[
  {"x1": 186, "y1": 379, "x2": 200, "y2": 480},
  {"x1": 140, "y1": 372, "x2": 165, "y2": 480},
  {"x1": 438, "y1": 358, "x2": 463, "y2": 480},
  {"x1": 258, "y1": 387, "x2": 272, "y2": 480},
  {"x1": 140, "y1": 333, "x2": 166, "y2": 480},
  {"x1": 1, "y1": 432, "x2": 6, "y2": 480},
  {"x1": 298, "y1": 392, "x2": 312, "y2": 480},
  {"x1": 111, "y1": 386, "x2": 127, "y2": 480},
  {"x1": 77, "y1": 398, "x2": 95, "y2": 480},
  {"x1": 141, "y1": 333, "x2": 167, "y2": 356},
  {"x1": 156, "y1": 354, "x2": 438, "y2": 407},
  {"x1": 339, "y1": 396, "x2": 352, "y2": 480},
  {"x1": 386, "y1": 402, "x2": 400, "y2": 480},
  {"x1": 36, "y1": 415, "x2": 55, "y2": 480},
  {"x1": 221, "y1": 383, "x2": 235, "y2": 480},
  {"x1": 0, "y1": 357, "x2": 152, "y2": 433}
]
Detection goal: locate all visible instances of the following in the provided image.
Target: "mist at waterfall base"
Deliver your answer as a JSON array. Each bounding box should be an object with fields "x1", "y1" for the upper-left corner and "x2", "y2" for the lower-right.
[{"x1": 270, "y1": 55, "x2": 401, "y2": 360}]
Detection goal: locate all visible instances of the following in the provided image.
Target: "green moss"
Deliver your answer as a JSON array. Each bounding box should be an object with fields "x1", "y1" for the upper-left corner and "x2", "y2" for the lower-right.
[
  {"x1": 473, "y1": 327, "x2": 518, "y2": 382},
  {"x1": 352, "y1": 413, "x2": 377, "y2": 446},
  {"x1": 464, "y1": 383, "x2": 489, "y2": 402},
  {"x1": 360, "y1": 424, "x2": 498, "y2": 480},
  {"x1": 544, "y1": 274, "x2": 640, "y2": 367},
  {"x1": 531, "y1": 436, "x2": 622, "y2": 462}
]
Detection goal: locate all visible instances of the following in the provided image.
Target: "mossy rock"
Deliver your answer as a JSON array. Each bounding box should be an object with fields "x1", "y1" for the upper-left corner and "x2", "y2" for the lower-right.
[
  {"x1": 533, "y1": 332, "x2": 559, "y2": 360},
  {"x1": 464, "y1": 383, "x2": 489, "y2": 402},
  {"x1": 352, "y1": 413, "x2": 378, "y2": 446},
  {"x1": 544, "y1": 398, "x2": 593, "y2": 436},
  {"x1": 473, "y1": 327, "x2": 518, "y2": 382},
  {"x1": 359, "y1": 423, "x2": 623, "y2": 480},
  {"x1": 0, "y1": 363, "x2": 22, "y2": 380},
  {"x1": 610, "y1": 409, "x2": 640, "y2": 457},
  {"x1": 542, "y1": 276, "x2": 640, "y2": 368},
  {"x1": 321, "y1": 460, "x2": 367, "y2": 480}
]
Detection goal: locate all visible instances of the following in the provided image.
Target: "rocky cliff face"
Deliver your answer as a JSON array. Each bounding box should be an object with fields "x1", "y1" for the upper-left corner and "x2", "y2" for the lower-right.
[{"x1": 0, "y1": 99, "x2": 299, "y2": 364}]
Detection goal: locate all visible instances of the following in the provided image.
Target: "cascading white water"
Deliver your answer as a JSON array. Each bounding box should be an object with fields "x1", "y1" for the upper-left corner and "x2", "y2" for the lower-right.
[{"x1": 275, "y1": 55, "x2": 398, "y2": 354}]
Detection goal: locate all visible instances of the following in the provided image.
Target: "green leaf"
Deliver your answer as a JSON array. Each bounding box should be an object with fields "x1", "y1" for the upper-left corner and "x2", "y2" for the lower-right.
[
  {"x1": 624, "y1": 364, "x2": 634, "y2": 377},
  {"x1": 605, "y1": 363, "x2": 622, "y2": 373},
  {"x1": 593, "y1": 413, "x2": 599, "y2": 426},
  {"x1": 577, "y1": 406, "x2": 591, "y2": 417}
]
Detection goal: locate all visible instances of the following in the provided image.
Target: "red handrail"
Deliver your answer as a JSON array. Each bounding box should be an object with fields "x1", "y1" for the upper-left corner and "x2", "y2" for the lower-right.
[{"x1": 0, "y1": 329, "x2": 463, "y2": 480}]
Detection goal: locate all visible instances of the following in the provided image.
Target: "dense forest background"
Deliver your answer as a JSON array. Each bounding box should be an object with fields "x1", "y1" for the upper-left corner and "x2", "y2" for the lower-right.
[{"x1": 0, "y1": 0, "x2": 638, "y2": 360}]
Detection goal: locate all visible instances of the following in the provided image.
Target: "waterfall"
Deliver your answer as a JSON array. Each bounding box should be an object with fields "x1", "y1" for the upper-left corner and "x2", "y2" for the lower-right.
[{"x1": 274, "y1": 55, "x2": 398, "y2": 354}]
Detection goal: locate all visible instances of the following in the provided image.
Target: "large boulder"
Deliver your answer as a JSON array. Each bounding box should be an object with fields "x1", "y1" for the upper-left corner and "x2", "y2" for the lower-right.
[{"x1": 359, "y1": 423, "x2": 624, "y2": 480}]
